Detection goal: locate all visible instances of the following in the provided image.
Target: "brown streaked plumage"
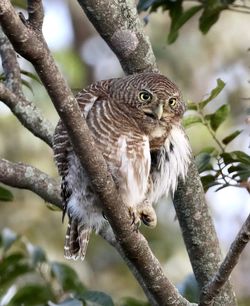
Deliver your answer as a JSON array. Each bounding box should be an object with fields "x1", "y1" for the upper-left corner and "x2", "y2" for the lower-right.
[{"x1": 53, "y1": 72, "x2": 191, "y2": 260}]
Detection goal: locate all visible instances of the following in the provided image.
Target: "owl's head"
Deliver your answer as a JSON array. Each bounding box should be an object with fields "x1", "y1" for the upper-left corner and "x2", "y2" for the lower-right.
[{"x1": 110, "y1": 73, "x2": 185, "y2": 125}]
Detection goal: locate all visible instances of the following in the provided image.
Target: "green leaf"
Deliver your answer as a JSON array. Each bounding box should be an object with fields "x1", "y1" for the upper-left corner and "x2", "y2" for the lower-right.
[
  {"x1": 222, "y1": 130, "x2": 242, "y2": 145},
  {"x1": 220, "y1": 152, "x2": 235, "y2": 164},
  {"x1": 199, "y1": 4, "x2": 226, "y2": 34},
  {"x1": 199, "y1": 79, "x2": 225, "y2": 109},
  {"x1": 221, "y1": 151, "x2": 250, "y2": 165},
  {"x1": 0, "y1": 186, "x2": 14, "y2": 201},
  {"x1": 46, "y1": 202, "x2": 63, "y2": 211},
  {"x1": 20, "y1": 70, "x2": 42, "y2": 84},
  {"x1": 168, "y1": 5, "x2": 203, "y2": 44},
  {"x1": 51, "y1": 262, "x2": 85, "y2": 294},
  {"x1": 195, "y1": 152, "x2": 213, "y2": 173},
  {"x1": 199, "y1": 146, "x2": 218, "y2": 155},
  {"x1": 0, "y1": 228, "x2": 19, "y2": 252},
  {"x1": 21, "y1": 79, "x2": 34, "y2": 94},
  {"x1": 200, "y1": 175, "x2": 219, "y2": 192},
  {"x1": 232, "y1": 151, "x2": 250, "y2": 165},
  {"x1": 205, "y1": 104, "x2": 230, "y2": 131},
  {"x1": 11, "y1": 0, "x2": 27, "y2": 9},
  {"x1": 182, "y1": 115, "x2": 202, "y2": 128},
  {"x1": 187, "y1": 102, "x2": 198, "y2": 111},
  {"x1": 229, "y1": 164, "x2": 250, "y2": 181},
  {"x1": 48, "y1": 298, "x2": 83, "y2": 306},
  {"x1": 0, "y1": 253, "x2": 31, "y2": 288},
  {"x1": 120, "y1": 297, "x2": 150, "y2": 306},
  {"x1": 79, "y1": 291, "x2": 114, "y2": 306},
  {"x1": 8, "y1": 284, "x2": 53, "y2": 305}
]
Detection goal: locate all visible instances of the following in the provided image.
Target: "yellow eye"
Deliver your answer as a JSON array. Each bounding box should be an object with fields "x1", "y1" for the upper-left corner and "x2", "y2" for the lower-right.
[
  {"x1": 139, "y1": 91, "x2": 152, "y2": 103},
  {"x1": 168, "y1": 97, "x2": 177, "y2": 108}
]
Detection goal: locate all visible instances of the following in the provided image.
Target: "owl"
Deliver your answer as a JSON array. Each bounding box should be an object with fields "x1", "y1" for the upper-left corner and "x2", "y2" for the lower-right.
[{"x1": 53, "y1": 72, "x2": 191, "y2": 260}]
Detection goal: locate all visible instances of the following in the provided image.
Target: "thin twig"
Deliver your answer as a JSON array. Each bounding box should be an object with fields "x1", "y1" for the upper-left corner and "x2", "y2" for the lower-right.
[{"x1": 199, "y1": 213, "x2": 250, "y2": 306}]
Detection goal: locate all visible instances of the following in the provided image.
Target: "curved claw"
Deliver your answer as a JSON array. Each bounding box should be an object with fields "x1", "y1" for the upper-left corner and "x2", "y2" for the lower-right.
[
  {"x1": 138, "y1": 202, "x2": 157, "y2": 228},
  {"x1": 141, "y1": 212, "x2": 157, "y2": 228},
  {"x1": 128, "y1": 207, "x2": 141, "y2": 232}
]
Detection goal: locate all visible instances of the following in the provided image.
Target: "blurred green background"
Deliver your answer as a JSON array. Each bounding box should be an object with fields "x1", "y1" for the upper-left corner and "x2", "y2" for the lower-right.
[{"x1": 0, "y1": 0, "x2": 249, "y2": 305}]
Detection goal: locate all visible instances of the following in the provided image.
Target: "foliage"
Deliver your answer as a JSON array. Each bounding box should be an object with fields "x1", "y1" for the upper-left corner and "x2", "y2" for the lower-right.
[
  {"x1": 137, "y1": 0, "x2": 238, "y2": 43},
  {"x1": 183, "y1": 79, "x2": 250, "y2": 192},
  {"x1": 0, "y1": 185, "x2": 13, "y2": 201},
  {"x1": 0, "y1": 69, "x2": 41, "y2": 94},
  {"x1": 0, "y1": 228, "x2": 149, "y2": 306}
]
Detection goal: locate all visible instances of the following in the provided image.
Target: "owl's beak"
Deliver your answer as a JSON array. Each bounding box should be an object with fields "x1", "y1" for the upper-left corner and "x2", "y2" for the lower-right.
[{"x1": 153, "y1": 103, "x2": 163, "y2": 120}]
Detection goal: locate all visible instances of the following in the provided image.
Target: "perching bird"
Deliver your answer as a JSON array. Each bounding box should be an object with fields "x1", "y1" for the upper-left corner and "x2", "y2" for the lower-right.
[{"x1": 53, "y1": 72, "x2": 191, "y2": 260}]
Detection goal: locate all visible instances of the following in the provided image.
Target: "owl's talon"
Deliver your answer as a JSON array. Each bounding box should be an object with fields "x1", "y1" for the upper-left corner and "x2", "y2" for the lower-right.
[
  {"x1": 128, "y1": 207, "x2": 141, "y2": 232},
  {"x1": 138, "y1": 202, "x2": 157, "y2": 228},
  {"x1": 102, "y1": 211, "x2": 108, "y2": 220}
]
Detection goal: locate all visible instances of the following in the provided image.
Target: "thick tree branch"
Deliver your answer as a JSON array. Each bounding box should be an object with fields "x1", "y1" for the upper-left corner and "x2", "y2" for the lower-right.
[
  {"x1": 0, "y1": 1, "x2": 192, "y2": 305},
  {"x1": 0, "y1": 159, "x2": 61, "y2": 208},
  {"x1": 0, "y1": 29, "x2": 54, "y2": 147},
  {"x1": 77, "y1": 0, "x2": 158, "y2": 75},
  {"x1": 173, "y1": 161, "x2": 237, "y2": 305},
  {"x1": 199, "y1": 213, "x2": 250, "y2": 306},
  {"x1": 77, "y1": 1, "x2": 237, "y2": 305}
]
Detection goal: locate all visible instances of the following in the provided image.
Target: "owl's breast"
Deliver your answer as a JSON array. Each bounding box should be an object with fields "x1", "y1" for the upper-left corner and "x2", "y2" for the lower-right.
[
  {"x1": 85, "y1": 101, "x2": 151, "y2": 205},
  {"x1": 149, "y1": 125, "x2": 191, "y2": 204},
  {"x1": 149, "y1": 124, "x2": 170, "y2": 151},
  {"x1": 114, "y1": 134, "x2": 151, "y2": 206}
]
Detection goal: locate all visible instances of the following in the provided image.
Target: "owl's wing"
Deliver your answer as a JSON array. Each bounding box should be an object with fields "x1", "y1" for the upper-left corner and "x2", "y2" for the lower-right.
[{"x1": 53, "y1": 82, "x2": 109, "y2": 220}]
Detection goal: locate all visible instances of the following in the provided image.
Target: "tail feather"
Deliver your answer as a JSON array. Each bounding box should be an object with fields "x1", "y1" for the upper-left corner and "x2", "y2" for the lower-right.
[
  {"x1": 77, "y1": 223, "x2": 91, "y2": 260},
  {"x1": 64, "y1": 219, "x2": 91, "y2": 260}
]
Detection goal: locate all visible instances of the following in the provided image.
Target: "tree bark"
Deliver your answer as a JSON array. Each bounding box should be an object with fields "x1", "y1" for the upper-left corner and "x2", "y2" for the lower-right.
[
  {"x1": 77, "y1": 0, "x2": 237, "y2": 305},
  {"x1": 0, "y1": 1, "x2": 193, "y2": 305},
  {"x1": 0, "y1": 0, "x2": 239, "y2": 305}
]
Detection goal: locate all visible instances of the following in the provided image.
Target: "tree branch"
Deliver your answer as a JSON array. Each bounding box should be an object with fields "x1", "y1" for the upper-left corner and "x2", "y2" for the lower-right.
[
  {"x1": 199, "y1": 213, "x2": 250, "y2": 306},
  {"x1": 0, "y1": 27, "x2": 22, "y2": 95},
  {"x1": 77, "y1": 1, "x2": 237, "y2": 305},
  {"x1": 77, "y1": 0, "x2": 158, "y2": 75},
  {"x1": 0, "y1": 82, "x2": 54, "y2": 146},
  {"x1": 27, "y1": 0, "x2": 44, "y2": 29},
  {"x1": 0, "y1": 159, "x2": 61, "y2": 208},
  {"x1": 173, "y1": 161, "x2": 236, "y2": 305},
  {"x1": 0, "y1": 28, "x2": 54, "y2": 147},
  {"x1": 0, "y1": 1, "x2": 193, "y2": 305}
]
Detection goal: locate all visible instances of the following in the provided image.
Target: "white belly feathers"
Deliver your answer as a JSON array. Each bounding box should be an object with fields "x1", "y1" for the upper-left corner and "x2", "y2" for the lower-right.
[
  {"x1": 117, "y1": 135, "x2": 151, "y2": 206},
  {"x1": 149, "y1": 125, "x2": 191, "y2": 204}
]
